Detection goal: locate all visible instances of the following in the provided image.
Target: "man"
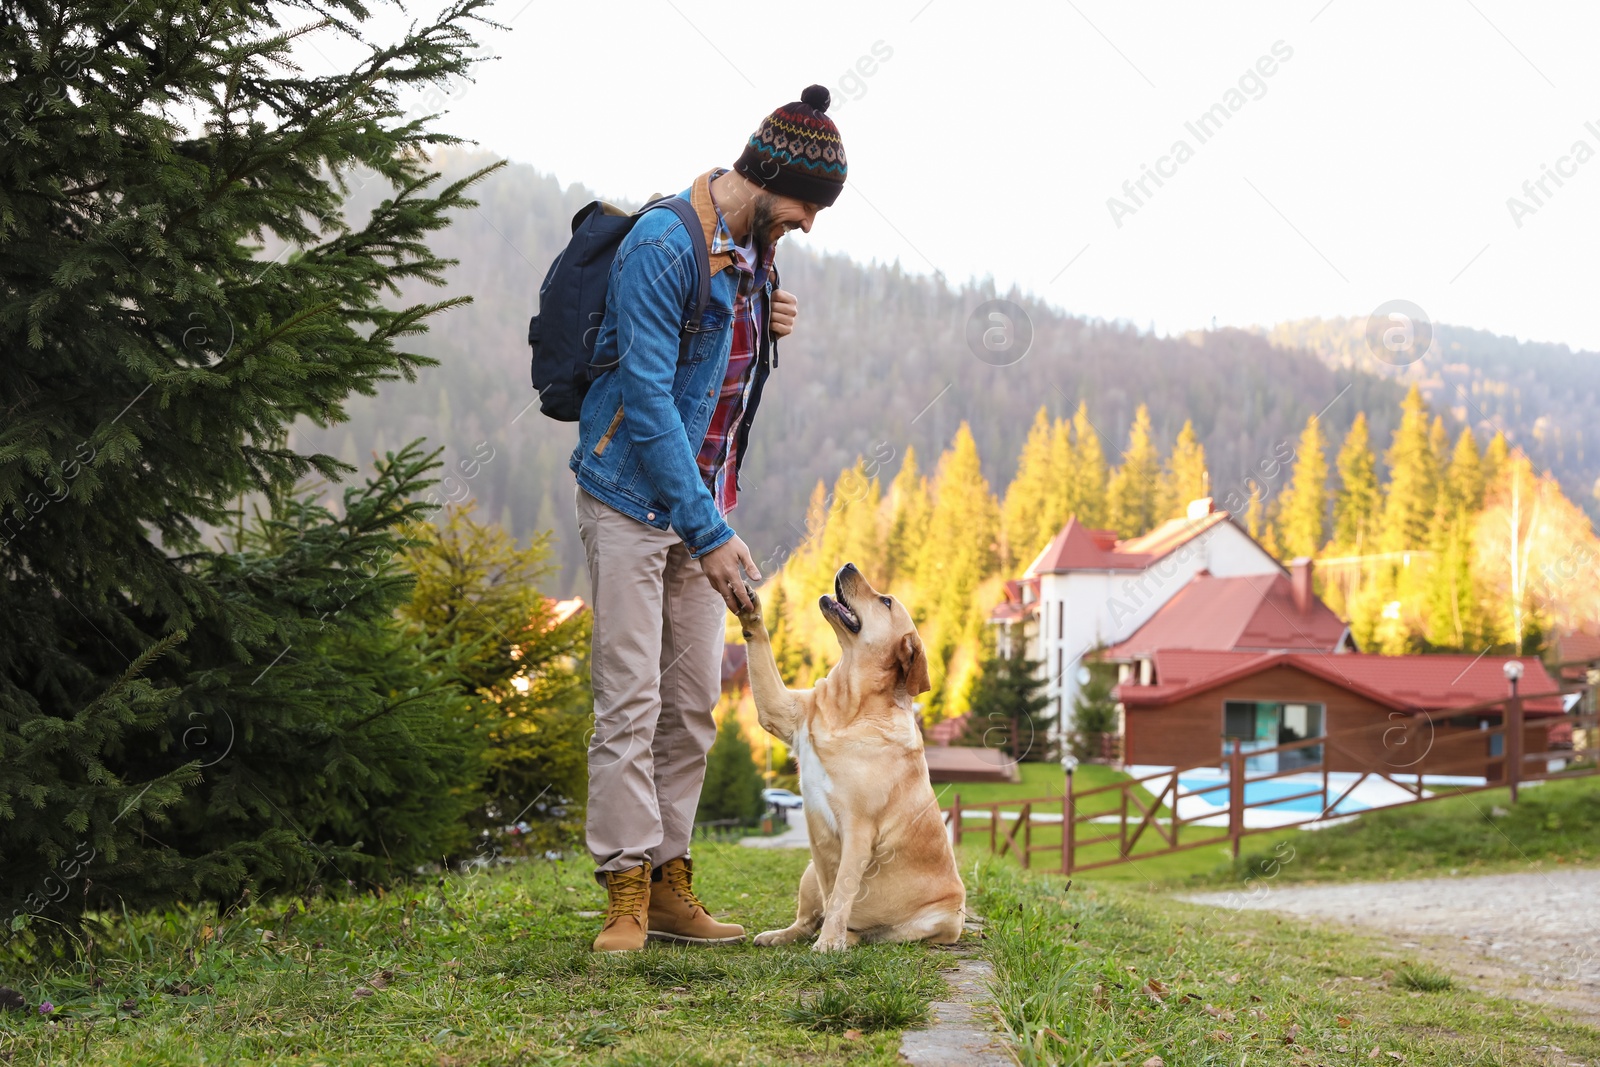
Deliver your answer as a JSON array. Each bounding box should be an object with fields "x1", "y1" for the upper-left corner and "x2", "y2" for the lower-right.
[{"x1": 568, "y1": 85, "x2": 847, "y2": 952}]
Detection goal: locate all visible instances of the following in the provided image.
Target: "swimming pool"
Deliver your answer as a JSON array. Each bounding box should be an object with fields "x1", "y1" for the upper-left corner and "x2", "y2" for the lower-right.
[{"x1": 1176, "y1": 775, "x2": 1371, "y2": 815}]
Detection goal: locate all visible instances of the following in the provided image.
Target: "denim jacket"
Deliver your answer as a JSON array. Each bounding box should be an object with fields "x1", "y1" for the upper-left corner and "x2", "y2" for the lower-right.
[{"x1": 568, "y1": 171, "x2": 775, "y2": 558}]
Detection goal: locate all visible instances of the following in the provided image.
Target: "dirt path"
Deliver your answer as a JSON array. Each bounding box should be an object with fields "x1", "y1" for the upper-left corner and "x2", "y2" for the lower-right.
[{"x1": 1187, "y1": 867, "x2": 1600, "y2": 1024}]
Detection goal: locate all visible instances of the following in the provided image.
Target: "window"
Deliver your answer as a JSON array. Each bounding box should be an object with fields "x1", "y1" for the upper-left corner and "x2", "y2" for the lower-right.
[
  {"x1": 1056, "y1": 601, "x2": 1064, "y2": 643},
  {"x1": 1223, "y1": 700, "x2": 1325, "y2": 772}
]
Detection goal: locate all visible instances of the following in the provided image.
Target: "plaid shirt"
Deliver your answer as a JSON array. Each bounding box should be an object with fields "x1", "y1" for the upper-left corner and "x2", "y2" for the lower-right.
[{"x1": 694, "y1": 169, "x2": 774, "y2": 517}]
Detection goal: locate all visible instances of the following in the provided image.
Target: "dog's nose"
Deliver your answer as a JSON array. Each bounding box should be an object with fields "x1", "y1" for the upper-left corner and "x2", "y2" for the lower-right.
[{"x1": 842, "y1": 562, "x2": 858, "y2": 574}]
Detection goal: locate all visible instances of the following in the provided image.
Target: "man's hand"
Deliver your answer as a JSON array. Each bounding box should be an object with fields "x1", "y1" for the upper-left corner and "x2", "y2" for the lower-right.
[
  {"x1": 770, "y1": 288, "x2": 797, "y2": 340},
  {"x1": 701, "y1": 535, "x2": 762, "y2": 613}
]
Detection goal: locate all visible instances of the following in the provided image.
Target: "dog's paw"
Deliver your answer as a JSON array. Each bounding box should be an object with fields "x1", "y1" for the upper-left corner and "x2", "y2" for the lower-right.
[
  {"x1": 811, "y1": 932, "x2": 849, "y2": 954},
  {"x1": 752, "y1": 928, "x2": 791, "y2": 947},
  {"x1": 736, "y1": 584, "x2": 766, "y2": 637}
]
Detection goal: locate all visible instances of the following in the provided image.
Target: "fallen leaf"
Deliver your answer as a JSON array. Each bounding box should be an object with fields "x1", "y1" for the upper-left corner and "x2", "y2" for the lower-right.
[
  {"x1": 260, "y1": 930, "x2": 275, "y2": 943},
  {"x1": 1143, "y1": 978, "x2": 1168, "y2": 1002},
  {"x1": 352, "y1": 987, "x2": 375, "y2": 999},
  {"x1": 1387, "y1": 1055, "x2": 1404, "y2": 1062},
  {"x1": 1203, "y1": 1004, "x2": 1236, "y2": 1022},
  {"x1": 1368, "y1": 1047, "x2": 1382, "y2": 1059},
  {"x1": 1209, "y1": 1030, "x2": 1233, "y2": 1042},
  {"x1": 843, "y1": 1029, "x2": 862, "y2": 1041},
  {"x1": 1283, "y1": 1023, "x2": 1302, "y2": 1043},
  {"x1": 1142, "y1": 1058, "x2": 1165, "y2": 1067},
  {"x1": 1337, "y1": 1014, "x2": 1353, "y2": 1028},
  {"x1": 1226, "y1": 973, "x2": 1242, "y2": 984},
  {"x1": 1092, "y1": 983, "x2": 1110, "y2": 1011}
]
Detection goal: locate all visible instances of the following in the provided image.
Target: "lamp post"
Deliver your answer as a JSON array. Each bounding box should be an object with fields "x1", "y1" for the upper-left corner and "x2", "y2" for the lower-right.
[
  {"x1": 1503, "y1": 659, "x2": 1525, "y2": 802},
  {"x1": 1060, "y1": 751, "x2": 1079, "y2": 876}
]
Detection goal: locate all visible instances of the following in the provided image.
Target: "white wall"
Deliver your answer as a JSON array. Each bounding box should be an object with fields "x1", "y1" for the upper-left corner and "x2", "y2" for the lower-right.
[{"x1": 1031, "y1": 520, "x2": 1280, "y2": 739}]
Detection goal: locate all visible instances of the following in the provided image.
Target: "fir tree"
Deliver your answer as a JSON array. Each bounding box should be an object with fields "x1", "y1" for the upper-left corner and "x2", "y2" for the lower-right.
[
  {"x1": 1379, "y1": 385, "x2": 1441, "y2": 552},
  {"x1": 917, "y1": 424, "x2": 1001, "y2": 712},
  {"x1": 1161, "y1": 419, "x2": 1209, "y2": 519},
  {"x1": 1278, "y1": 415, "x2": 1329, "y2": 559},
  {"x1": 697, "y1": 712, "x2": 765, "y2": 826},
  {"x1": 767, "y1": 581, "x2": 809, "y2": 684},
  {"x1": 1068, "y1": 401, "x2": 1109, "y2": 528},
  {"x1": 1, "y1": 0, "x2": 498, "y2": 925},
  {"x1": 884, "y1": 451, "x2": 930, "y2": 588},
  {"x1": 395, "y1": 499, "x2": 590, "y2": 849},
  {"x1": 1332, "y1": 412, "x2": 1380, "y2": 554},
  {"x1": 962, "y1": 640, "x2": 1053, "y2": 762},
  {"x1": 1447, "y1": 428, "x2": 1486, "y2": 512},
  {"x1": 1107, "y1": 404, "x2": 1161, "y2": 538},
  {"x1": 1482, "y1": 431, "x2": 1511, "y2": 494},
  {"x1": 1069, "y1": 662, "x2": 1120, "y2": 762},
  {"x1": 818, "y1": 459, "x2": 882, "y2": 576},
  {"x1": 1001, "y1": 407, "x2": 1061, "y2": 567}
]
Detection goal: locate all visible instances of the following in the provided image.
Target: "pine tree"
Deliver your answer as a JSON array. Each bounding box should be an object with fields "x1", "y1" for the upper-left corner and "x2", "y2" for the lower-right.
[
  {"x1": 1332, "y1": 412, "x2": 1381, "y2": 554},
  {"x1": 1278, "y1": 416, "x2": 1329, "y2": 559},
  {"x1": 1001, "y1": 407, "x2": 1061, "y2": 567},
  {"x1": 1070, "y1": 662, "x2": 1120, "y2": 762},
  {"x1": 1046, "y1": 413, "x2": 1077, "y2": 526},
  {"x1": 961, "y1": 641, "x2": 1053, "y2": 762},
  {"x1": 1068, "y1": 401, "x2": 1109, "y2": 528},
  {"x1": 1161, "y1": 419, "x2": 1209, "y2": 519},
  {"x1": 1447, "y1": 428, "x2": 1486, "y2": 512},
  {"x1": 918, "y1": 424, "x2": 1001, "y2": 712},
  {"x1": 1379, "y1": 385, "x2": 1441, "y2": 553},
  {"x1": 1482, "y1": 431, "x2": 1511, "y2": 494},
  {"x1": 396, "y1": 499, "x2": 590, "y2": 849},
  {"x1": 884, "y1": 449, "x2": 931, "y2": 588},
  {"x1": 697, "y1": 712, "x2": 766, "y2": 825},
  {"x1": 818, "y1": 459, "x2": 883, "y2": 577},
  {"x1": 1107, "y1": 404, "x2": 1161, "y2": 537},
  {"x1": 1, "y1": 0, "x2": 498, "y2": 925},
  {"x1": 767, "y1": 581, "x2": 809, "y2": 683}
]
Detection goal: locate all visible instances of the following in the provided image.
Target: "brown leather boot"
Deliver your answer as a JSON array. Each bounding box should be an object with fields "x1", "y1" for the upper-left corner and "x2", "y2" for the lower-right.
[
  {"x1": 592, "y1": 862, "x2": 652, "y2": 953},
  {"x1": 647, "y1": 857, "x2": 745, "y2": 945}
]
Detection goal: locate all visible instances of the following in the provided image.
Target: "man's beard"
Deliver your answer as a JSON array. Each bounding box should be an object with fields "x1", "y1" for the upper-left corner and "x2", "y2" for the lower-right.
[{"x1": 750, "y1": 194, "x2": 777, "y2": 264}]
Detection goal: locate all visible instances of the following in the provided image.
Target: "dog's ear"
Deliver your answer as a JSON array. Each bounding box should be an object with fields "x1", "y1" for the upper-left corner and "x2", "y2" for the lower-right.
[{"x1": 897, "y1": 632, "x2": 931, "y2": 696}]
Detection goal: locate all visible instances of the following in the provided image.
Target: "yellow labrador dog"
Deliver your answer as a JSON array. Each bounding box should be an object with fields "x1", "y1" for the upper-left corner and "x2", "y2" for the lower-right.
[{"x1": 736, "y1": 562, "x2": 965, "y2": 952}]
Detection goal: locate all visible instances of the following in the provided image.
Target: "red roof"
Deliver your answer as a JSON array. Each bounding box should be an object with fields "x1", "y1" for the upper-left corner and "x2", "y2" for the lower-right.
[
  {"x1": 1025, "y1": 511, "x2": 1236, "y2": 576},
  {"x1": 1104, "y1": 571, "x2": 1348, "y2": 659},
  {"x1": 1116, "y1": 649, "x2": 1564, "y2": 715},
  {"x1": 987, "y1": 577, "x2": 1040, "y2": 624}
]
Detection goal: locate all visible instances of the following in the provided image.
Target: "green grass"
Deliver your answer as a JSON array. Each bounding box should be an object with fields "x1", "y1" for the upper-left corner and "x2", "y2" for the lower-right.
[
  {"x1": 931, "y1": 760, "x2": 1130, "y2": 807},
  {"x1": 0, "y1": 844, "x2": 953, "y2": 1065},
  {"x1": 950, "y1": 768, "x2": 1600, "y2": 893},
  {"x1": 1207, "y1": 774, "x2": 1600, "y2": 889},
  {"x1": 971, "y1": 859, "x2": 1600, "y2": 1066},
  {"x1": 8, "y1": 773, "x2": 1598, "y2": 1065}
]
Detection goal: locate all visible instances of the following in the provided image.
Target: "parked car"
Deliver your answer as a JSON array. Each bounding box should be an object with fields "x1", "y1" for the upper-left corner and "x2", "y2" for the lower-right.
[{"x1": 761, "y1": 788, "x2": 804, "y2": 810}]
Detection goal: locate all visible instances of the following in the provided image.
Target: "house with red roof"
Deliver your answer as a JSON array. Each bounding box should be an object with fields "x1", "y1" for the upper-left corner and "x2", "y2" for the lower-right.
[
  {"x1": 989, "y1": 498, "x2": 1283, "y2": 735},
  {"x1": 1103, "y1": 561, "x2": 1356, "y2": 679},
  {"x1": 1115, "y1": 647, "x2": 1564, "y2": 780}
]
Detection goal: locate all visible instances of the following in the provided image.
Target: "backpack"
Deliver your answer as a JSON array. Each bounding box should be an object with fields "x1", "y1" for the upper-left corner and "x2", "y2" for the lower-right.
[{"x1": 527, "y1": 196, "x2": 711, "y2": 421}]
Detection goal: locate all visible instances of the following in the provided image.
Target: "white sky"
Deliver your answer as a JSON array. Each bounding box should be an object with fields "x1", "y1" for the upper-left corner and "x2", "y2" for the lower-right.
[{"x1": 292, "y1": 0, "x2": 1600, "y2": 351}]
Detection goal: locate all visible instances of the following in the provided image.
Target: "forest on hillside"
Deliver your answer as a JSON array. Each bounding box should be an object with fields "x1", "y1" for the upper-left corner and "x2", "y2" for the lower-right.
[
  {"x1": 760, "y1": 385, "x2": 1600, "y2": 721},
  {"x1": 290, "y1": 148, "x2": 1600, "y2": 600}
]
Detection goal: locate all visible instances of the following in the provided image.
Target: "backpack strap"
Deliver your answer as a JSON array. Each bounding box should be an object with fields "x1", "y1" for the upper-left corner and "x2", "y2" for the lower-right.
[{"x1": 639, "y1": 197, "x2": 712, "y2": 334}]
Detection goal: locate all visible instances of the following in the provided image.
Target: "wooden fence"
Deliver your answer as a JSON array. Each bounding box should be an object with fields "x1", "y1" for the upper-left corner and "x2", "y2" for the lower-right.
[{"x1": 943, "y1": 674, "x2": 1599, "y2": 876}]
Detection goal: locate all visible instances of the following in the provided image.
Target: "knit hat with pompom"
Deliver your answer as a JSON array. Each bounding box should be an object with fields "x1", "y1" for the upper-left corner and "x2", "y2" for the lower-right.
[{"x1": 733, "y1": 85, "x2": 847, "y2": 207}]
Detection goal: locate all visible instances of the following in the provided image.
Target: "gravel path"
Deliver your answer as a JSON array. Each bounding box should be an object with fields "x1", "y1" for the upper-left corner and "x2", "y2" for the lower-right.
[{"x1": 1187, "y1": 867, "x2": 1600, "y2": 1022}]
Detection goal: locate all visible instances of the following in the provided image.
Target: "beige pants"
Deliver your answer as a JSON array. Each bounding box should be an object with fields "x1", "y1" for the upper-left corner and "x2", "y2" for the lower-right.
[{"x1": 576, "y1": 486, "x2": 726, "y2": 878}]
